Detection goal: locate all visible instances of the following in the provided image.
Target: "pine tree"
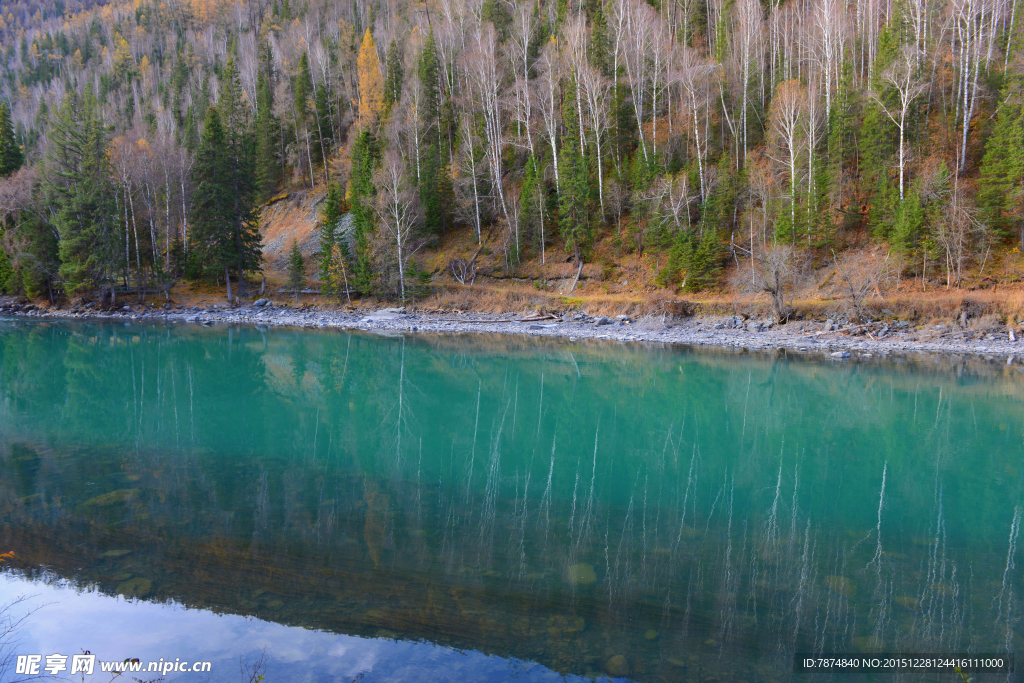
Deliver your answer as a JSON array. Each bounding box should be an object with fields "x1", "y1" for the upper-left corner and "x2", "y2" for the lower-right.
[
  {"x1": 189, "y1": 103, "x2": 262, "y2": 300},
  {"x1": 383, "y1": 40, "x2": 402, "y2": 114},
  {"x1": 559, "y1": 84, "x2": 593, "y2": 263},
  {"x1": 254, "y1": 42, "x2": 280, "y2": 200},
  {"x1": 418, "y1": 32, "x2": 449, "y2": 234},
  {"x1": 295, "y1": 51, "x2": 315, "y2": 178},
  {"x1": 859, "y1": 99, "x2": 898, "y2": 238},
  {"x1": 314, "y1": 84, "x2": 333, "y2": 167},
  {"x1": 222, "y1": 58, "x2": 263, "y2": 296},
  {"x1": 318, "y1": 183, "x2": 344, "y2": 293},
  {"x1": 978, "y1": 73, "x2": 1024, "y2": 247},
  {"x1": 349, "y1": 129, "x2": 379, "y2": 293},
  {"x1": 892, "y1": 183, "x2": 925, "y2": 257},
  {"x1": 287, "y1": 240, "x2": 305, "y2": 300},
  {"x1": 189, "y1": 107, "x2": 233, "y2": 283},
  {"x1": 43, "y1": 91, "x2": 117, "y2": 299},
  {"x1": 0, "y1": 102, "x2": 23, "y2": 177},
  {"x1": 0, "y1": 225, "x2": 11, "y2": 293}
]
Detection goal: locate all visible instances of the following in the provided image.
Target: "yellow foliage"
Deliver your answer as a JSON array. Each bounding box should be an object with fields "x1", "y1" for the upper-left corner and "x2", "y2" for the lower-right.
[
  {"x1": 327, "y1": 244, "x2": 351, "y2": 300},
  {"x1": 356, "y1": 28, "x2": 383, "y2": 130}
]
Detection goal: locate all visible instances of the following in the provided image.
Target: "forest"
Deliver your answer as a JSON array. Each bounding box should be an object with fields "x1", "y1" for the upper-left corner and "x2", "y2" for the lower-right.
[{"x1": 0, "y1": 0, "x2": 1022, "y2": 305}]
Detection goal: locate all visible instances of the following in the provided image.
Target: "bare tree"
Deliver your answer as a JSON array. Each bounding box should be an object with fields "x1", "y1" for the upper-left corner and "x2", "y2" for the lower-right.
[
  {"x1": 0, "y1": 594, "x2": 46, "y2": 683},
  {"x1": 871, "y1": 46, "x2": 925, "y2": 200},
  {"x1": 934, "y1": 178, "x2": 991, "y2": 287},
  {"x1": 614, "y1": 0, "x2": 657, "y2": 163},
  {"x1": 374, "y1": 151, "x2": 421, "y2": 301},
  {"x1": 561, "y1": 15, "x2": 590, "y2": 154},
  {"x1": 952, "y1": 0, "x2": 990, "y2": 173},
  {"x1": 509, "y1": 3, "x2": 536, "y2": 153},
  {"x1": 675, "y1": 46, "x2": 716, "y2": 201},
  {"x1": 767, "y1": 79, "x2": 807, "y2": 243},
  {"x1": 829, "y1": 248, "x2": 899, "y2": 321},
  {"x1": 455, "y1": 115, "x2": 485, "y2": 244},
  {"x1": 535, "y1": 44, "x2": 562, "y2": 195},
  {"x1": 808, "y1": 0, "x2": 847, "y2": 111},
  {"x1": 579, "y1": 62, "x2": 611, "y2": 214},
  {"x1": 747, "y1": 244, "x2": 801, "y2": 322},
  {"x1": 463, "y1": 23, "x2": 513, "y2": 230},
  {"x1": 731, "y1": 0, "x2": 764, "y2": 165}
]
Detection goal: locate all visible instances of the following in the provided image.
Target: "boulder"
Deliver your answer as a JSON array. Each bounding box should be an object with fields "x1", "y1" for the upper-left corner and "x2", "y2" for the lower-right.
[
  {"x1": 604, "y1": 655, "x2": 630, "y2": 678},
  {"x1": 566, "y1": 563, "x2": 597, "y2": 585}
]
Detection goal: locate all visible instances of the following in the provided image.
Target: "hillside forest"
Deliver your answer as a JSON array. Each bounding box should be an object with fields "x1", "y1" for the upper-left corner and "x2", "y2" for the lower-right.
[{"x1": 1, "y1": 0, "x2": 1024, "y2": 305}]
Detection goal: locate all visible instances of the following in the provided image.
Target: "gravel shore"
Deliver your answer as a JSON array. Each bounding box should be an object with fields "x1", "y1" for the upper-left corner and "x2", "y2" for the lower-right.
[{"x1": 3, "y1": 299, "x2": 1022, "y2": 362}]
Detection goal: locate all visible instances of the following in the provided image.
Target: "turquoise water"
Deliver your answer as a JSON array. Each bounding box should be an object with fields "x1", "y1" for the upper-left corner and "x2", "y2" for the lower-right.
[{"x1": 0, "y1": 319, "x2": 1021, "y2": 682}]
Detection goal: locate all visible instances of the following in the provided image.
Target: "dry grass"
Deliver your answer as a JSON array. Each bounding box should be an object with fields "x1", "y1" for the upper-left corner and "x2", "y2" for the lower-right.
[{"x1": 178, "y1": 188, "x2": 1024, "y2": 326}]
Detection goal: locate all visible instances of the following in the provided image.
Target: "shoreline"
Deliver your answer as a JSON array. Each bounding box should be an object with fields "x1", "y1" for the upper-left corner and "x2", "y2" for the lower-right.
[{"x1": 2, "y1": 301, "x2": 1022, "y2": 362}]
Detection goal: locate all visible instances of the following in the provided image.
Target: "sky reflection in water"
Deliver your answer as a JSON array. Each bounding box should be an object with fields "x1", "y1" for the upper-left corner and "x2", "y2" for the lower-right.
[{"x1": 0, "y1": 573, "x2": 588, "y2": 683}]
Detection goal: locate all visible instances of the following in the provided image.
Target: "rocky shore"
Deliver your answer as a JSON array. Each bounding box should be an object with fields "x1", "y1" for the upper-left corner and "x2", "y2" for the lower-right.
[{"x1": 3, "y1": 298, "x2": 1022, "y2": 362}]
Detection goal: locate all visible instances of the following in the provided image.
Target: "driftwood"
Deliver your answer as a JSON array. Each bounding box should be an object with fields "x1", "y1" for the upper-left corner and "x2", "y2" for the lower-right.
[
  {"x1": 433, "y1": 318, "x2": 515, "y2": 323},
  {"x1": 424, "y1": 314, "x2": 559, "y2": 324}
]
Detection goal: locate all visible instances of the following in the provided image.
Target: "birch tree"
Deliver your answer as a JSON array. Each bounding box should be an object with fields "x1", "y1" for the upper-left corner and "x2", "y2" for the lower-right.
[{"x1": 374, "y1": 151, "x2": 420, "y2": 301}]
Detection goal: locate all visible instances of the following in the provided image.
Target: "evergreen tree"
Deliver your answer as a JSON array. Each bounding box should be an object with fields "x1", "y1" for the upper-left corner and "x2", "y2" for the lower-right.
[
  {"x1": 287, "y1": 240, "x2": 305, "y2": 300},
  {"x1": 892, "y1": 183, "x2": 925, "y2": 257},
  {"x1": 0, "y1": 225, "x2": 11, "y2": 293},
  {"x1": 859, "y1": 100, "x2": 898, "y2": 238},
  {"x1": 0, "y1": 102, "x2": 24, "y2": 177},
  {"x1": 558, "y1": 87, "x2": 593, "y2": 263},
  {"x1": 349, "y1": 129, "x2": 379, "y2": 293},
  {"x1": 978, "y1": 73, "x2": 1024, "y2": 247},
  {"x1": 43, "y1": 91, "x2": 117, "y2": 298},
  {"x1": 318, "y1": 182, "x2": 345, "y2": 293},
  {"x1": 314, "y1": 84, "x2": 333, "y2": 167},
  {"x1": 295, "y1": 51, "x2": 315, "y2": 176},
  {"x1": 418, "y1": 32, "x2": 450, "y2": 234},
  {"x1": 189, "y1": 103, "x2": 261, "y2": 300},
  {"x1": 383, "y1": 40, "x2": 402, "y2": 114},
  {"x1": 254, "y1": 43, "x2": 280, "y2": 199},
  {"x1": 222, "y1": 58, "x2": 263, "y2": 296}
]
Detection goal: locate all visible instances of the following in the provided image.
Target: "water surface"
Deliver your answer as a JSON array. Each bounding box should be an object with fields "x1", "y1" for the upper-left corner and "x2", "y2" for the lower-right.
[{"x1": 0, "y1": 320, "x2": 1021, "y2": 682}]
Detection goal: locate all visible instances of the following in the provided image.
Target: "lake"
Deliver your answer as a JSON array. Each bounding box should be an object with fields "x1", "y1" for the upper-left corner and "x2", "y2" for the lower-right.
[{"x1": 0, "y1": 319, "x2": 1021, "y2": 682}]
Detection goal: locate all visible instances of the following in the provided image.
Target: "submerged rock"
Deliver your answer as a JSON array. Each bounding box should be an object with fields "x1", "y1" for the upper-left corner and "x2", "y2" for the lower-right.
[
  {"x1": 826, "y1": 575, "x2": 857, "y2": 600},
  {"x1": 566, "y1": 563, "x2": 597, "y2": 585},
  {"x1": 116, "y1": 577, "x2": 152, "y2": 598},
  {"x1": 894, "y1": 595, "x2": 920, "y2": 610},
  {"x1": 604, "y1": 655, "x2": 630, "y2": 678},
  {"x1": 77, "y1": 489, "x2": 137, "y2": 510}
]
